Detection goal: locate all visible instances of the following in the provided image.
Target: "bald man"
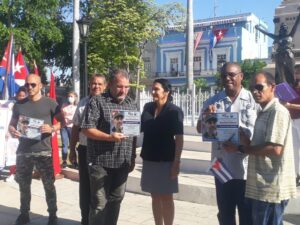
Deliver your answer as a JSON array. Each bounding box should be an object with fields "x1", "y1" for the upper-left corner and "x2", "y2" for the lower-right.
[{"x1": 9, "y1": 74, "x2": 65, "y2": 225}]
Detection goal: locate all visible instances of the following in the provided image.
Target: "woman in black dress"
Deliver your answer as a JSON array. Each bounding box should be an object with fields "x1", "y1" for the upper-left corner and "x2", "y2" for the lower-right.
[{"x1": 140, "y1": 78, "x2": 184, "y2": 225}]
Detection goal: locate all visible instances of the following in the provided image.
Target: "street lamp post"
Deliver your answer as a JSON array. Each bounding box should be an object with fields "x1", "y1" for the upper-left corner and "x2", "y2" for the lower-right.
[{"x1": 77, "y1": 16, "x2": 91, "y2": 97}]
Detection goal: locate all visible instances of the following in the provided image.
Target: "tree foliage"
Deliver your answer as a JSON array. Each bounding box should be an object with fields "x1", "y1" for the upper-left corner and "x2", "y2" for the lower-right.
[
  {"x1": 0, "y1": 0, "x2": 72, "y2": 83},
  {"x1": 240, "y1": 59, "x2": 267, "y2": 88},
  {"x1": 87, "y1": 0, "x2": 185, "y2": 77},
  {"x1": 194, "y1": 77, "x2": 209, "y2": 91}
]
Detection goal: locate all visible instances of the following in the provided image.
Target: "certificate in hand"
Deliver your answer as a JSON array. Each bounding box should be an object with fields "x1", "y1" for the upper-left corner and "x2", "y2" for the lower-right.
[
  {"x1": 110, "y1": 110, "x2": 141, "y2": 136},
  {"x1": 202, "y1": 112, "x2": 239, "y2": 144},
  {"x1": 17, "y1": 115, "x2": 44, "y2": 140}
]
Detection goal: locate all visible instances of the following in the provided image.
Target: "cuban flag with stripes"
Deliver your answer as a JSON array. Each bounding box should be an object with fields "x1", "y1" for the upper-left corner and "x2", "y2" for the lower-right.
[
  {"x1": 209, "y1": 157, "x2": 233, "y2": 184},
  {"x1": 0, "y1": 39, "x2": 11, "y2": 76},
  {"x1": 14, "y1": 48, "x2": 29, "y2": 92}
]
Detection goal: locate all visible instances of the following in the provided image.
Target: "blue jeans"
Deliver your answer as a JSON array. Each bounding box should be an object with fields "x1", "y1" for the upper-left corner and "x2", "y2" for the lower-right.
[
  {"x1": 60, "y1": 127, "x2": 71, "y2": 161},
  {"x1": 88, "y1": 164, "x2": 129, "y2": 225},
  {"x1": 250, "y1": 198, "x2": 289, "y2": 225},
  {"x1": 215, "y1": 178, "x2": 252, "y2": 225}
]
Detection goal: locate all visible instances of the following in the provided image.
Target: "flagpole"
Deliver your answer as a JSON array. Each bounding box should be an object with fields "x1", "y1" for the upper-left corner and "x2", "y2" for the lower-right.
[
  {"x1": 73, "y1": 0, "x2": 80, "y2": 99},
  {"x1": 186, "y1": 0, "x2": 195, "y2": 126},
  {"x1": 3, "y1": 34, "x2": 13, "y2": 100}
]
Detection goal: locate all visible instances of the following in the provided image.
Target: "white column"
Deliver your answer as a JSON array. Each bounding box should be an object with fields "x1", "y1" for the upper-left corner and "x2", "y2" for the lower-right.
[{"x1": 73, "y1": 0, "x2": 80, "y2": 99}]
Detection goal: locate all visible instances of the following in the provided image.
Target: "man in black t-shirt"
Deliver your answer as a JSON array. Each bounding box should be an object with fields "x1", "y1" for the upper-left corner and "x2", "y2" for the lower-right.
[{"x1": 9, "y1": 74, "x2": 65, "y2": 225}]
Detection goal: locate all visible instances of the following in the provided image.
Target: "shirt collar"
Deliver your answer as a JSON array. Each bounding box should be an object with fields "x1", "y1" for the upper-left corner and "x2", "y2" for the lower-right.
[
  {"x1": 220, "y1": 87, "x2": 248, "y2": 102},
  {"x1": 260, "y1": 98, "x2": 278, "y2": 112}
]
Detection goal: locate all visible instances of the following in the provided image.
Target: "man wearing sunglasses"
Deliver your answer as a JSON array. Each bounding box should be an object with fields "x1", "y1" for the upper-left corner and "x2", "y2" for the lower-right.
[
  {"x1": 8, "y1": 74, "x2": 65, "y2": 225},
  {"x1": 197, "y1": 62, "x2": 258, "y2": 225},
  {"x1": 223, "y1": 71, "x2": 296, "y2": 225}
]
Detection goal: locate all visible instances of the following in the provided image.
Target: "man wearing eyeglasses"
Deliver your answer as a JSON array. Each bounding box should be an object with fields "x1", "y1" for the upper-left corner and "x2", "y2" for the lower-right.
[
  {"x1": 8, "y1": 74, "x2": 65, "y2": 225},
  {"x1": 223, "y1": 71, "x2": 296, "y2": 225},
  {"x1": 197, "y1": 62, "x2": 258, "y2": 225}
]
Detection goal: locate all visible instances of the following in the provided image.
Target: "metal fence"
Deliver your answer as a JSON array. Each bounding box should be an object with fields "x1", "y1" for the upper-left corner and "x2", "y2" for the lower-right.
[{"x1": 139, "y1": 89, "x2": 214, "y2": 126}]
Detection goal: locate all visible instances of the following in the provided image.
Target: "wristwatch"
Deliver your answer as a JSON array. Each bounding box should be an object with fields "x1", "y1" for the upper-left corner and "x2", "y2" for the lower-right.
[{"x1": 238, "y1": 145, "x2": 245, "y2": 153}]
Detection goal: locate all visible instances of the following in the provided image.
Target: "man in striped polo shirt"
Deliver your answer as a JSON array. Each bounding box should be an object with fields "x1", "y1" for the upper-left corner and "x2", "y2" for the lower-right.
[{"x1": 223, "y1": 71, "x2": 297, "y2": 225}]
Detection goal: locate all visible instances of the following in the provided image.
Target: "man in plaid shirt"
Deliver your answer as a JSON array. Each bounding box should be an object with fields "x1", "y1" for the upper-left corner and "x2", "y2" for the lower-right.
[{"x1": 81, "y1": 69, "x2": 137, "y2": 225}]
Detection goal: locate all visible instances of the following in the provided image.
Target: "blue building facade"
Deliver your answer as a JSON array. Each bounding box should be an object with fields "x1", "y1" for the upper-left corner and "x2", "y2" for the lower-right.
[{"x1": 143, "y1": 13, "x2": 269, "y2": 87}]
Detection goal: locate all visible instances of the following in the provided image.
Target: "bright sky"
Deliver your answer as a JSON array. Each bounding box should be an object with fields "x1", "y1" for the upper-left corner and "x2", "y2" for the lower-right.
[{"x1": 155, "y1": 0, "x2": 282, "y2": 34}]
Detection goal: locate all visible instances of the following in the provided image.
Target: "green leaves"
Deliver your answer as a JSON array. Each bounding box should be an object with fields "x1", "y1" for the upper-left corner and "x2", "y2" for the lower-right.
[
  {"x1": 88, "y1": 0, "x2": 185, "y2": 77},
  {"x1": 240, "y1": 59, "x2": 267, "y2": 88},
  {"x1": 0, "y1": 0, "x2": 72, "y2": 80}
]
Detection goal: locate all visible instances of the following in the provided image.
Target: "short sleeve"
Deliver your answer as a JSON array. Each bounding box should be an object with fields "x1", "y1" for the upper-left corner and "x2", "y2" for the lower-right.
[
  {"x1": 11, "y1": 103, "x2": 19, "y2": 121},
  {"x1": 81, "y1": 96, "x2": 102, "y2": 129},
  {"x1": 173, "y1": 107, "x2": 184, "y2": 135},
  {"x1": 72, "y1": 105, "x2": 81, "y2": 126},
  {"x1": 266, "y1": 109, "x2": 290, "y2": 146},
  {"x1": 49, "y1": 99, "x2": 60, "y2": 117}
]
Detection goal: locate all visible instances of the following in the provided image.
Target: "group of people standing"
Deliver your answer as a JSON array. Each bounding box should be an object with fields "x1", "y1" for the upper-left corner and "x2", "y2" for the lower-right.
[
  {"x1": 72, "y1": 70, "x2": 183, "y2": 225},
  {"x1": 7, "y1": 63, "x2": 300, "y2": 225},
  {"x1": 197, "y1": 62, "x2": 298, "y2": 225},
  {"x1": 9, "y1": 70, "x2": 183, "y2": 225}
]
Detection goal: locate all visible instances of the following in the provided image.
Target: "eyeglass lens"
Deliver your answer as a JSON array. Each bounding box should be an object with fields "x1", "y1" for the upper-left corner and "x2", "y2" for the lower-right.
[{"x1": 25, "y1": 83, "x2": 37, "y2": 88}]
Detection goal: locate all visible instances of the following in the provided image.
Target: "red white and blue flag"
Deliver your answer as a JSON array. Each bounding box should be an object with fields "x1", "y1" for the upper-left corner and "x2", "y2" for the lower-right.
[
  {"x1": 209, "y1": 29, "x2": 228, "y2": 62},
  {"x1": 0, "y1": 39, "x2": 11, "y2": 76},
  {"x1": 5, "y1": 35, "x2": 15, "y2": 99},
  {"x1": 0, "y1": 35, "x2": 30, "y2": 99},
  {"x1": 194, "y1": 31, "x2": 203, "y2": 53},
  {"x1": 0, "y1": 35, "x2": 13, "y2": 98},
  {"x1": 14, "y1": 48, "x2": 29, "y2": 90},
  {"x1": 209, "y1": 157, "x2": 233, "y2": 184}
]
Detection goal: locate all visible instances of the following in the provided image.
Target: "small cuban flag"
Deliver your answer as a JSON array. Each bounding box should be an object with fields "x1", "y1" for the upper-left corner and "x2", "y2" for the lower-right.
[{"x1": 209, "y1": 157, "x2": 233, "y2": 184}]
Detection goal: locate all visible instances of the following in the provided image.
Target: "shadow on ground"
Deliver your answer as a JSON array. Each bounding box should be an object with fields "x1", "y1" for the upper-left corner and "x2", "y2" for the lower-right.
[
  {"x1": 284, "y1": 214, "x2": 300, "y2": 224},
  {"x1": 0, "y1": 205, "x2": 80, "y2": 225}
]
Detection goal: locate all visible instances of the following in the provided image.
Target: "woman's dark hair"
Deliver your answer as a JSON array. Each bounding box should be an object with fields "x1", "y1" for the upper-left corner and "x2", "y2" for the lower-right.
[{"x1": 153, "y1": 78, "x2": 173, "y2": 102}]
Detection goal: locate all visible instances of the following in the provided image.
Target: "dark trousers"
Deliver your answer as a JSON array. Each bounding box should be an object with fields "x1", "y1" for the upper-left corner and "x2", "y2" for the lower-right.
[
  {"x1": 215, "y1": 178, "x2": 252, "y2": 225},
  {"x1": 88, "y1": 164, "x2": 129, "y2": 225},
  {"x1": 251, "y1": 198, "x2": 288, "y2": 225},
  {"x1": 78, "y1": 145, "x2": 90, "y2": 225},
  {"x1": 15, "y1": 155, "x2": 57, "y2": 215}
]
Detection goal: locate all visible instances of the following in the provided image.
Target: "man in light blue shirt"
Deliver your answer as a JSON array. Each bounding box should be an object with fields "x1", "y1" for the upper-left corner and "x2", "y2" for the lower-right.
[{"x1": 197, "y1": 62, "x2": 258, "y2": 225}]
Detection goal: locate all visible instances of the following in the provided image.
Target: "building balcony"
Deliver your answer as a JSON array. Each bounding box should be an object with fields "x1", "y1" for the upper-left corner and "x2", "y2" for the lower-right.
[{"x1": 153, "y1": 70, "x2": 213, "y2": 78}]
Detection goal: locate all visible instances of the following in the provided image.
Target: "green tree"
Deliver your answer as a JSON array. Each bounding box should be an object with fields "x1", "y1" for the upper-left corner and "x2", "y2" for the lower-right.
[
  {"x1": 240, "y1": 59, "x2": 267, "y2": 88},
  {"x1": 0, "y1": 0, "x2": 72, "y2": 83},
  {"x1": 194, "y1": 77, "x2": 209, "y2": 91},
  {"x1": 87, "y1": 0, "x2": 185, "y2": 96}
]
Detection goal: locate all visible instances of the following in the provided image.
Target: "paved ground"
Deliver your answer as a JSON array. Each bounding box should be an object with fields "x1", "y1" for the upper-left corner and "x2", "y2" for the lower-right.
[
  {"x1": 0, "y1": 176, "x2": 299, "y2": 225},
  {"x1": 1, "y1": 128, "x2": 299, "y2": 224}
]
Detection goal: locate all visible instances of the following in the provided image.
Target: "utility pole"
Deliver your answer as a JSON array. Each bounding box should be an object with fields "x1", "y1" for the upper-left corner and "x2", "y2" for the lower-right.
[
  {"x1": 72, "y1": 0, "x2": 80, "y2": 99},
  {"x1": 186, "y1": 0, "x2": 195, "y2": 126}
]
